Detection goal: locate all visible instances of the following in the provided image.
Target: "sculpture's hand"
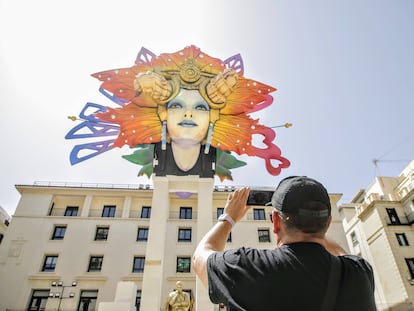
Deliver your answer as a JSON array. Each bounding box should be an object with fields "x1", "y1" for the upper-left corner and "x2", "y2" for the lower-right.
[
  {"x1": 134, "y1": 71, "x2": 172, "y2": 102},
  {"x1": 206, "y1": 69, "x2": 238, "y2": 104}
]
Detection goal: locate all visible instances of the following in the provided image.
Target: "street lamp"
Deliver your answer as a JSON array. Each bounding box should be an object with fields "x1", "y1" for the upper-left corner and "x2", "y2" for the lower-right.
[{"x1": 50, "y1": 281, "x2": 77, "y2": 311}]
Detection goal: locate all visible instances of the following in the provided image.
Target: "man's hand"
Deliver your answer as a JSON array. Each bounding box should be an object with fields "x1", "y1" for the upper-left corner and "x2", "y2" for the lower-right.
[{"x1": 223, "y1": 187, "x2": 251, "y2": 224}]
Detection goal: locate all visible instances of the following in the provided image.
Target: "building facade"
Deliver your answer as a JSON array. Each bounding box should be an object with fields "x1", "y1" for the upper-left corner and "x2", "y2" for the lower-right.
[
  {"x1": 0, "y1": 175, "x2": 345, "y2": 311},
  {"x1": 339, "y1": 160, "x2": 414, "y2": 311}
]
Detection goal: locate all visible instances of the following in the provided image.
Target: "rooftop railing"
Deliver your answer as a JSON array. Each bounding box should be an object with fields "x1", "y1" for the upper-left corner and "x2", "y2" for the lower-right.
[{"x1": 30, "y1": 181, "x2": 153, "y2": 190}]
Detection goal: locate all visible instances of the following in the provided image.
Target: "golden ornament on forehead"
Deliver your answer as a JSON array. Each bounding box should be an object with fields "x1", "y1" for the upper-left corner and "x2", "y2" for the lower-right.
[
  {"x1": 159, "y1": 58, "x2": 218, "y2": 92},
  {"x1": 180, "y1": 58, "x2": 202, "y2": 83}
]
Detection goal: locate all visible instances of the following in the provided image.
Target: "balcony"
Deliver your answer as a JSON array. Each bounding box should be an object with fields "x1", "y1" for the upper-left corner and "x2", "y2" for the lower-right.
[
  {"x1": 397, "y1": 182, "x2": 414, "y2": 200},
  {"x1": 385, "y1": 216, "x2": 410, "y2": 226},
  {"x1": 364, "y1": 193, "x2": 398, "y2": 205}
]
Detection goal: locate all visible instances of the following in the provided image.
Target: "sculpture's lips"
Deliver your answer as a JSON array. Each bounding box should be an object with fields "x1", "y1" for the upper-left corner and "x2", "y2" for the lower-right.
[{"x1": 178, "y1": 120, "x2": 197, "y2": 127}]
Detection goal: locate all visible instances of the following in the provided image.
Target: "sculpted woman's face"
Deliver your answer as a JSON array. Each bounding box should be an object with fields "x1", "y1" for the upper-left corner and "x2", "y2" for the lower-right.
[{"x1": 167, "y1": 89, "x2": 210, "y2": 144}]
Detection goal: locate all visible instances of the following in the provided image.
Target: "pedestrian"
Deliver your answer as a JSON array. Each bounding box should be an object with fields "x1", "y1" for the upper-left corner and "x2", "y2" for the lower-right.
[{"x1": 193, "y1": 176, "x2": 376, "y2": 310}]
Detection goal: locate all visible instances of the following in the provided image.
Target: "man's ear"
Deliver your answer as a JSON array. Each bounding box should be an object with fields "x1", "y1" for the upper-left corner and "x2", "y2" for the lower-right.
[
  {"x1": 272, "y1": 212, "x2": 281, "y2": 234},
  {"x1": 326, "y1": 215, "x2": 332, "y2": 230}
]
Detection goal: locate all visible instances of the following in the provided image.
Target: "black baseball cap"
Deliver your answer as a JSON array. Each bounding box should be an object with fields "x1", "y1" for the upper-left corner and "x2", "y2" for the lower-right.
[{"x1": 269, "y1": 176, "x2": 331, "y2": 217}]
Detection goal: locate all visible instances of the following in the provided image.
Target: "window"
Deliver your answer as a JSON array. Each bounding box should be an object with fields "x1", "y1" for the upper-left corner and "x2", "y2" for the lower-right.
[
  {"x1": 137, "y1": 227, "x2": 149, "y2": 241},
  {"x1": 88, "y1": 256, "x2": 103, "y2": 272},
  {"x1": 406, "y1": 258, "x2": 414, "y2": 279},
  {"x1": 135, "y1": 290, "x2": 142, "y2": 311},
  {"x1": 64, "y1": 206, "x2": 78, "y2": 216},
  {"x1": 350, "y1": 231, "x2": 358, "y2": 246},
  {"x1": 253, "y1": 208, "x2": 266, "y2": 220},
  {"x1": 386, "y1": 208, "x2": 401, "y2": 225},
  {"x1": 258, "y1": 229, "x2": 271, "y2": 242},
  {"x1": 42, "y1": 255, "x2": 58, "y2": 272},
  {"x1": 95, "y1": 227, "x2": 109, "y2": 241},
  {"x1": 141, "y1": 206, "x2": 151, "y2": 218},
  {"x1": 176, "y1": 257, "x2": 191, "y2": 273},
  {"x1": 178, "y1": 228, "x2": 192, "y2": 242},
  {"x1": 133, "y1": 257, "x2": 145, "y2": 273},
  {"x1": 180, "y1": 207, "x2": 192, "y2": 219},
  {"x1": 102, "y1": 205, "x2": 116, "y2": 217},
  {"x1": 78, "y1": 290, "x2": 98, "y2": 311},
  {"x1": 28, "y1": 289, "x2": 50, "y2": 311},
  {"x1": 51, "y1": 226, "x2": 66, "y2": 240},
  {"x1": 217, "y1": 207, "x2": 224, "y2": 219},
  {"x1": 397, "y1": 233, "x2": 409, "y2": 246}
]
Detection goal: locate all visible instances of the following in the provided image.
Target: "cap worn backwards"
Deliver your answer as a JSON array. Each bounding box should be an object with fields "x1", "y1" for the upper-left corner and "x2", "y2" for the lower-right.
[{"x1": 270, "y1": 176, "x2": 331, "y2": 217}]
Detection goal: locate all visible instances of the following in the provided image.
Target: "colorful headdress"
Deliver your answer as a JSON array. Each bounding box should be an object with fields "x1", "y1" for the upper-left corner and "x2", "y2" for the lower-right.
[{"x1": 66, "y1": 45, "x2": 290, "y2": 180}]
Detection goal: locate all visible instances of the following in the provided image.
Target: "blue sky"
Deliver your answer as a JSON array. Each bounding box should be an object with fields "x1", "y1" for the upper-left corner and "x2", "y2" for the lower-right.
[{"x1": 0, "y1": 0, "x2": 413, "y2": 215}]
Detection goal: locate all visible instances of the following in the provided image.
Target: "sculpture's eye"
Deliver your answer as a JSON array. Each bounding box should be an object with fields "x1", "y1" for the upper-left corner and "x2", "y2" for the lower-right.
[
  {"x1": 195, "y1": 101, "x2": 209, "y2": 111},
  {"x1": 167, "y1": 101, "x2": 183, "y2": 109}
]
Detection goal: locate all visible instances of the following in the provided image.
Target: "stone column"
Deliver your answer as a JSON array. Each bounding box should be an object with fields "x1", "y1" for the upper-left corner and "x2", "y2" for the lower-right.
[
  {"x1": 122, "y1": 196, "x2": 132, "y2": 218},
  {"x1": 81, "y1": 195, "x2": 92, "y2": 217},
  {"x1": 140, "y1": 176, "x2": 170, "y2": 311},
  {"x1": 195, "y1": 178, "x2": 215, "y2": 311}
]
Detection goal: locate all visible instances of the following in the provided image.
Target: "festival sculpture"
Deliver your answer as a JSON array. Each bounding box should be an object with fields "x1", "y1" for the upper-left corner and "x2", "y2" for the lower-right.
[
  {"x1": 66, "y1": 45, "x2": 290, "y2": 181},
  {"x1": 165, "y1": 281, "x2": 192, "y2": 311}
]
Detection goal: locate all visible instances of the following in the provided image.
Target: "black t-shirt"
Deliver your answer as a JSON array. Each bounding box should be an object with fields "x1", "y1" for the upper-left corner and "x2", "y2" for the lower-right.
[{"x1": 207, "y1": 242, "x2": 376, "y2": 311}]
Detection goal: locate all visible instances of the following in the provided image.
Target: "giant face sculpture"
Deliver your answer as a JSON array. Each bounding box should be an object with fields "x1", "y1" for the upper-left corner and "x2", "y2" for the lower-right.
[{"x1": 65, "y1": 46, "x2": 290, "y2": 181}]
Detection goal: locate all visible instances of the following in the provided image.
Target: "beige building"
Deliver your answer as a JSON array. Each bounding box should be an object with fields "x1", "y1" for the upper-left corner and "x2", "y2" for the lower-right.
[
  {"x1": 339, "y1": 159, "x2": 414, "y2": 311},
  {"x1": 0, "y1": 175, "x2": 345, "y2": 311}
]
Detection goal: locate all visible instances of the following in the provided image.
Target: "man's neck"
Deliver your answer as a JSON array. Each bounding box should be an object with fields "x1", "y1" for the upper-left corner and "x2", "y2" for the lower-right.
[
  {"x1": 277, "y1": 232, "x2": 325, "y2": 247},
  {"x1": 276, "y1": 234, "x2": 348, "y2": 256}
]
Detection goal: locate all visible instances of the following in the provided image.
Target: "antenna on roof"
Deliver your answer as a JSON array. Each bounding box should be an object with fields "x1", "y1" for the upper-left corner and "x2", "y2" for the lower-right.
[{"x1": 372, "y1": 134, "x2": 411, "y2": 177}]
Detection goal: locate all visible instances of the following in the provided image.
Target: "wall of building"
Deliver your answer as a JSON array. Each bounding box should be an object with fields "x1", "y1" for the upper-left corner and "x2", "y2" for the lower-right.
[{"x1": 0, "y1": 177, "x2": 347, "y2": 311}]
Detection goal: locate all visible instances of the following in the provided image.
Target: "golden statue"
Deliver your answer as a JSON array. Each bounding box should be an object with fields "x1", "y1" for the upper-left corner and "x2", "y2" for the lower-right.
[{"x1": 165, "y1": 281, "x2": 192, "y2": 311}]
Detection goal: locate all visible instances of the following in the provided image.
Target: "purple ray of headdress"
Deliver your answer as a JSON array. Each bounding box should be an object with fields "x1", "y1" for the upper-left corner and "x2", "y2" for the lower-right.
[{"x1": 224, "y1": 54, "x2": 244, "y2": 75}]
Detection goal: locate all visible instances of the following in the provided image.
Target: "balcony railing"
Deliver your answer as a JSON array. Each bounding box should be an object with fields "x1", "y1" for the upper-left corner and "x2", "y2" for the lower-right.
[
  {"x1": 397, "y1": 182, "x2": 414, "y2": 200},
  {"x1": 364, "y1": 192, "x2": 398, "y2": 205},
  {"x1": 385, "y1": 215, "x2": 411, "y2": 226}
]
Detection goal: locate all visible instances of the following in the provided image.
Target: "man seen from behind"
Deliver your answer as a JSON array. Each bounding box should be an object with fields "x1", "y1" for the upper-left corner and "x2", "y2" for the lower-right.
[{"x1": 192, "y1": 176, "x2": 376, "y2": 310}]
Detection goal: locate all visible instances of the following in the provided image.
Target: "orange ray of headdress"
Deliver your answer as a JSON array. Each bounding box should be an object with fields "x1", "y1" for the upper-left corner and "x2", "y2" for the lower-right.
[{"x1": 94, "y1": 103, "x2": 162, "y2": 147}]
